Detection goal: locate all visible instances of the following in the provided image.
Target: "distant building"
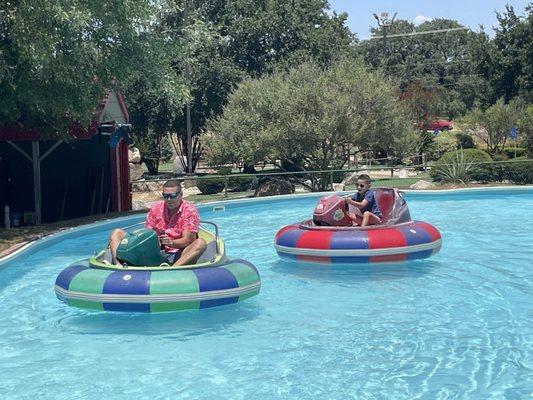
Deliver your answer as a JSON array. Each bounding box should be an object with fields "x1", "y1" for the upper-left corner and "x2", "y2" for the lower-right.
[{"x1": 0, "y1": 89, "x2": 131, "y2": 225}]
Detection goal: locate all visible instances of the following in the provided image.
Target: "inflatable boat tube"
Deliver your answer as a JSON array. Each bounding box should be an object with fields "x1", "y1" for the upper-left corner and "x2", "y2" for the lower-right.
[
  {"x1": 55, "y1": 223, "x2": 261, "y2": 312},
  {"x1": 275, "y1": 188, "x2": 442, "y2": 264}
]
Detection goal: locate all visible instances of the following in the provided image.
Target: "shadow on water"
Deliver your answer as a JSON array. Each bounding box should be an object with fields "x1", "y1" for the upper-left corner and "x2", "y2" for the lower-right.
[
  {"x1": 54, "y1": 301, "x2": 262, "y2": 337},
  {"x1": 270, "y1": 258, "x2": 440, "y2": 283}
]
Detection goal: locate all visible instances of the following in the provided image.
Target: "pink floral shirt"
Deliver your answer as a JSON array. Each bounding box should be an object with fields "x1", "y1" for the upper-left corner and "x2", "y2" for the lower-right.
[{"x1": 145, "y1": 200, "x2": 200, "y2": 253}]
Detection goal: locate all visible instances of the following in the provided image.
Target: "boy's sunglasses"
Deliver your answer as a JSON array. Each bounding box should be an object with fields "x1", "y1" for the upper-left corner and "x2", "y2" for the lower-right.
[
  {"x1": 162, "y1": 192, "x2": 182, "y2": 199},
  {"x1": 357, "y1": 184, "x2": 367, "y2": 188}
]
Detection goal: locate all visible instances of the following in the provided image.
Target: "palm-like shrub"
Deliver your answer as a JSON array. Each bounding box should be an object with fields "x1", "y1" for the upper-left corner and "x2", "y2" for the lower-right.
[{"x1": 430, "y1": 149, "x2": 493, "y2": 184}]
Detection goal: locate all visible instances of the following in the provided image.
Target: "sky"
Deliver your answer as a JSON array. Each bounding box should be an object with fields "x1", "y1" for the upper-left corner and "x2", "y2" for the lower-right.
[{"x1": 327, "y1": 0, "x2": 531, "y2": 40}]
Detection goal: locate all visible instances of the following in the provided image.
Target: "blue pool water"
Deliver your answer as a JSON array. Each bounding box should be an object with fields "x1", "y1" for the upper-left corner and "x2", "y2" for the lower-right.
[{"x1": 0, "y1": 189, "x2": 532, "y2": 399}]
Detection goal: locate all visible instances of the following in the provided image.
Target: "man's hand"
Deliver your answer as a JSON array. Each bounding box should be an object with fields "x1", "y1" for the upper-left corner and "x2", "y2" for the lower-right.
[{"x1": 159, "y1": 234, "x2": 173, "y2": 247}]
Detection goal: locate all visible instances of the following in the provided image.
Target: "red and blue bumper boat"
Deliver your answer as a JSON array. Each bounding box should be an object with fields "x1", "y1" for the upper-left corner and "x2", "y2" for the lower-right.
[{"x1": 275, "y1": 188, "x2": 441, "y2": 264}]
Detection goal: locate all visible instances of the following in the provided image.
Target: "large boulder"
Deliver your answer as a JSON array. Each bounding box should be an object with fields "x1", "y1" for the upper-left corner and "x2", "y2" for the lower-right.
[
  {"x1": 128, "y1": 147, "x2": 143, "y2": 180},
  {"x1": 129, "y1": 147, "x2": 141, "y2": 163},
  {"x1": 130, "y1": 163, "x2": 144, "y2": 181},
  {"x1": 132, "y1": 199, "x2": 155, "y2": 211},
  {"x1": 254, "y1": 179, "x2": 295, "y2": 197},
  {"x1": 342, "y1": 169, "x2": 371, "y2": 186},
  {"x1": 131, "y1": 181, "x2": 162, "y2": 192}
]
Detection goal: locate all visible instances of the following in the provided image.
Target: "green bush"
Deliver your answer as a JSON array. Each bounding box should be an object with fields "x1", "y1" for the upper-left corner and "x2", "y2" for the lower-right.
[
  {"x1": 502, "y1": 158, "x2": 533, "y2": 184},
  {"x1": 217, "y1": 166, "x2": 233, "y2": 175},
  {"x1": 426, "y1": 132, "x2": 458, "y2": 161},
  {"x1": 454, "y1": 132, "x2": 475, "y2": 149},
  {"x1": 197, "y1": 177, "x2": 226, "y2": 194},
  {"x1": 502, "y1": 147, "x2": 528, "y2": 159},
  {"x1": 490, "y1": 153, "x2": 509, "y2": 182},
  {"x1": 430, "y1": 148, "x2": 492, "y2": 183},
  {"x1": 228, "y1": 175, "x2": 256, "y2": 192}
]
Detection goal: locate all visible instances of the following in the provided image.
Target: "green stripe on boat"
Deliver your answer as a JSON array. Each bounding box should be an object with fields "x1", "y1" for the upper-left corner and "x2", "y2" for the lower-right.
[
  {"x1": 149, "y1": 270, "x2": 200, "y2": 294},
  {"x1": 69, "y1": 269, "x2": 110, "y2": 294},
  {"x1": 223, "y1": 262, "x2": 260, "y2": 287},
  {"x1": 150, "y1": 301, "x2": 200, "y2": 312}
]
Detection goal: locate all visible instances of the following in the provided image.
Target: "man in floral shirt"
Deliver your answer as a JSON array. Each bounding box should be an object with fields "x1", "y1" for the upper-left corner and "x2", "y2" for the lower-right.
[{"x1": 109, "y1": 180, "x2": 206, "y2": 266}]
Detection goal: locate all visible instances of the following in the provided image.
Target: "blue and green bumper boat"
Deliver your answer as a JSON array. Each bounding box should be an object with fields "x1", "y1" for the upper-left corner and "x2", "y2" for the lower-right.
[{"x1": 54, "y1": 222, "x2": 261, "y2": 312}]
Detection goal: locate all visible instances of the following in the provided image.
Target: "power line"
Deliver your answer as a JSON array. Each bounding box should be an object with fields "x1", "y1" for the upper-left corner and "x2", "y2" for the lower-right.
[
  {"x1": 382, "y1": 59, "x2": 473, "y2": 70},
  {"x1": 397, "y1": 73, "x2": 487, "y2": 91},
  {"x1": 368, "y1": 27, "x2": 469, "y2": 40}
]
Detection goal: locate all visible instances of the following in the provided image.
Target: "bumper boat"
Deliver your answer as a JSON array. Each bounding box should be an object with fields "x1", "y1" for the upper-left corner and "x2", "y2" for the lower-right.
[
  {"x1": 55, "y1": 222, "x2": 261, "y2": 312},
  {"x1": 275, "y1": 188, "x2": 441, "y2": 264}
]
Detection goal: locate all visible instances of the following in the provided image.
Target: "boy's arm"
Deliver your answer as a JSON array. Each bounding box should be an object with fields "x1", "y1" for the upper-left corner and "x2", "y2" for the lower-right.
[{"x1": 346, "y1": 197, "x2": 368, "y2": 208}]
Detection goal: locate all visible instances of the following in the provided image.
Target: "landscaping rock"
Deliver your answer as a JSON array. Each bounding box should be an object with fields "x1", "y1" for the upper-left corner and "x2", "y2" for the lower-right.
[
  {"x1": 410, "y1": 180, "x2": 436, "y2": 189},
  {"x1": 254, "y1": 179, "x2": 295, "y2": 197}
]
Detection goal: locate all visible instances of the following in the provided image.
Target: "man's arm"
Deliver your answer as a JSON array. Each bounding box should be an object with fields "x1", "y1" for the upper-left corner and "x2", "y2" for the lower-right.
[{"x1": 160, "y1": 230, "x2": 197, "y2": 249}]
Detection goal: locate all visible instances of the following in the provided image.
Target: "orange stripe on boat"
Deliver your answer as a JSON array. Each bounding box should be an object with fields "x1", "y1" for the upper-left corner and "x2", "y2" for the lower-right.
[
  {"x1": 297, "y1": 254, "x2": 331, "y2": 264},
  {"x1": 296, "y1": 230, "x2": 334, "y2": 250},
  {"x1": 369, "y1": 253, "x2": 408, "y2": 263},
  {"x1": 367, "y1": 228, "x2": 407, "y2": 249}
]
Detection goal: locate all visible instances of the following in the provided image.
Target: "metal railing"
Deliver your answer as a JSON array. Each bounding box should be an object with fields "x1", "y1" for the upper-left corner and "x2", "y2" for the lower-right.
[{"x1": 130, "y1": 158, "x2": 533, "y2": 210}]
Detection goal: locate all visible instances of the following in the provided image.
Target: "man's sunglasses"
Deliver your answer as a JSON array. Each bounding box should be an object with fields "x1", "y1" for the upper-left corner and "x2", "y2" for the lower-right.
[{"x1": 162, "y1": 192, "x2": 182, "y2": 199}]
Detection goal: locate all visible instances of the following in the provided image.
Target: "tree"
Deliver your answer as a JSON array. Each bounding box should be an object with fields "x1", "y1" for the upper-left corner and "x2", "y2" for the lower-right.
[
  {"x1": 464, "y1": 98, "x2": 525, "y2": 155},
  {"x1": 357, "y1": 16, "x2": 519, "y2": 116},
  {"x1": 0, "y1": 0, "x2": 174, "y2": 137},
  {"x1": 147, "y1": 0, "x2": 355, "y2": 173},
  {"x1": 490, "y1": 5, "x2": 532, "y2": 103},
  {"x1": 191, "y1": 0, "x2": 355, "y2": 76},
  {"x1": 517, "y1": 105, "x2": 533, "y2": 156},
  {"x1": 203, "y1": 60, "x2": 414, "y2": 190}
]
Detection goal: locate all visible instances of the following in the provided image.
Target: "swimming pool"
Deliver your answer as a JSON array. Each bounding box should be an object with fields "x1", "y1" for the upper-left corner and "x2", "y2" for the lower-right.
[{"x1": 0, "y1": 188, "x2": 532, "y2": 399}]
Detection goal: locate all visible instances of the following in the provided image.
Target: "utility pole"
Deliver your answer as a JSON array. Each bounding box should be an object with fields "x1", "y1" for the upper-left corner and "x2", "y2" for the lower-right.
[
  {"x1": 183, "y1": 0, "x2": 193, "y2": 174},
  {"x1": 373, "y1": 12, "x2": 397, "y2": 56}
]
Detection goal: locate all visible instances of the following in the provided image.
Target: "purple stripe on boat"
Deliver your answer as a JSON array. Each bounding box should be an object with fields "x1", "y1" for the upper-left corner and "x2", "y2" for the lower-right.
[
  {"x1": 329, "y1": 230, "x2": 369, "y2": 250},
  {"x1": 55, "y1": 264, "x2": 89, "y2": 290},
  {"x1": 406, "y1": 248, "x2": 434, "y2": 260},
  {"x1": 193, "y1": 267, "x2": 238, "y2": 292},
  {"x1": 330, "y1": 255, "x2": 371, "y2": 263},
  {"x1": 102, "y1": 271, "x2": 151, "y2": 295},
  {"x1": 103, "y1": 302, "x2": 151, "y2": 312},
  {"x1": 397, "y1": 224, "x2": 432, "y2": 246},
  {"x1": 277, "y1": 228, "x2": 305, "y2": 247},
  {"x1": 200, "y1": 297, "x2": 239, "y2": 309}
]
